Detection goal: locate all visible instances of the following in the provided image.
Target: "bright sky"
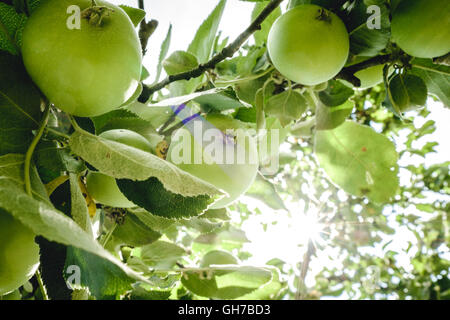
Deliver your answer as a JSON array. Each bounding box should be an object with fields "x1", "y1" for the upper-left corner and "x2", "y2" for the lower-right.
[{"x1": 110, "y1": 0, "x2": 449, "y2": 299}]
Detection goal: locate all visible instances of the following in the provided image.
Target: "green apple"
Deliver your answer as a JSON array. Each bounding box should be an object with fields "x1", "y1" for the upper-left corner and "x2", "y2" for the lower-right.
[
  {"x1": 22, "y1": 0, "x2": 142, "y2": 117},
  {"x1": 167, "y1": 115, "x2": 259, "y2": 209},
  {"x1": 0, "y1": 211, "x2": 40, "y2": 296},
  {"x1": 391, "y1": 0, "x2": 450, "y2": 58},
  {"x1": 268, "y1": 4, "x2": 349, "y2": 85}
]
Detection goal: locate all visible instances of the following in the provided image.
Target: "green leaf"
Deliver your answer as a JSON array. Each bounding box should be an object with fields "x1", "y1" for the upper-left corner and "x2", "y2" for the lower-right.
[
  {"x1": 113, "y1": 211, "x2": 161, "y2": 247},
  {"x1": 91, "y1": 109, "x2": 159, "y2": 143},
  {"x1": 140, "y1": 65, "x2": 150, "y2": 81},
  {"x1": 65, "y1": 247, "x2": 134, "y2": 300},
  {"x1": 138, "y1": 240, "x2": 187, "y2": 270},
  {"x1": 187, "y1": 0, "x2": 226, "y2": 63},
  {"x1": 182, "y1": 264, "x2": 273, "y2": 299},
  {"x1": 201, "y1": 250, "x2": 239, "y2": 267},
  {"x1": 180, "y1": 250, "x2": 237, "y2": 297},
  {"x1": 178, "y1": 217, "x2": 223, "y2": 234},
  {"x1": 410, "y1": 58, "x2": 450, "y2": 107},
  {"x1": 252, "y1": 1, "x2": 281, "y2": 47},
  {"x1": 117, "y1": 178, "x2": 214, "y2": 219},
  {"x1": 126, "y1": 103, "x2": 172, "y2": 129},
  {"x1": 316, "y1": 100, "x2": 354, "y2": 130},
  {"x1": 130, "y1": 87, "x2": 223, "y2": 108},
  {"x1": 0, "y1": 2, "x2": 26, "y2": 55},
  {"x1": 0, "y1": 154, "x2": 150, "y2": 285},
  {"x1": 388, "y1": 74, "x2": 428, "y2": 112},
  {"x1": 118, "y1": 5, "x2": 146, "y2": 27},
  {"x1": 193, "y1": 226, "x2": 249, "y2": 252},
  {"x1": 234, "y1": 75, "x2": 272, "y2": 105},
  {"x1": 69, "y1": 130, "x2": 221, "y2": 198},
  {"x1": 246, "y1": 174, "x2": 287, "y2": 210},
  {"x1": 200, "y1": 208, "x2": 230, "y2": 221},
  {"x1": 129, "y1": 284, "x2": 171, "y2": 300},
  {"x1": 239, "y1": 268, "x2": 284, "y2": 300},
  {"x1": 314, "y1": 121, "x2": 399, "y2": 203},
  {"x1": 318, "y1": 80, "x2": 354, "y2": 107},
  {"x1": 154, "y1": 24, "x2": 172, "y2": 84},
  {"x1": 265, "y1": 90, "x2": 307, "y2": 127},
  {"x1": 130, "y1": 208, "x2": 175, "y2": 232},
  {"x1": 163, "y1": 50, "x2": 198, "y2": 75},
  {"x1": 346, "y1": 0, "x2": 391, "y2": 56},
  {"x1": 69, "y1": 173, "x2": 93, "y2": 235},
  {"x1": 0, "y1": 51, "x2": 41, "y2": 156},
  {"x1": 181, "y1": 271, "x2": 217, "y2": 298},
  {"x1": 34, "y1": 140, "x2": 85, "y2": 183},
  {"x1": 194, "y1": 87, "x2": 247, "y2": 112}
]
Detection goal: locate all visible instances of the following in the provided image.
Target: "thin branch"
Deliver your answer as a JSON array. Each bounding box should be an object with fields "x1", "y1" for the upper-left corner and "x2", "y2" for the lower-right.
[
  {"x1": 36, "y1": 269, "x2": 49, "y2": 300},
  {"x1": 336, "y1": 54, "x2": 394, "y2": 87},
  {"x1": 160, "y1": 112, "x2": 202, "y2": 137},
  {"x1": 139, "y1": 0, "x2": 285, "y2": 102},
  {"x1": 295, "y1": 239, "x2": 315, "y2": 300},
  {"x1": 24, "y1": 101, "x2": 50, "y2": 196},
  {"x1": 138, "y1": 0, "x2": 158, "y2": 56}
]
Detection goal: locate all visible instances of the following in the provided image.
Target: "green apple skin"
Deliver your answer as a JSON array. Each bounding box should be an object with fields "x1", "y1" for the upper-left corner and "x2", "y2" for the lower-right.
[
  {"x1": 99, "y1": 129, "x2": 153, "y2": 153},
  {"x1": 86, "y1": 129, "x2": 152, "y2": 208},
  {"x1": 167, "y1": 116, "x2": 259, "y2": 209},
  {"x1": 391, "y1": 0, "x2": 450, "y2": 58},
  {"x1": 21, "y1": 0, "x2": 142, "y2": 117},
  {"x1": 86, "y1": 171, "x2": 136, "y2": 208},
  {"x1": 0, "y1": 211, "x2": 40, "y2": 296},
  {"x1": 268, "y1": 4, "x2": 349, "y2": 86},
  {"x1": 1, "y1": 289, "x2": 22, "y2": 300}
]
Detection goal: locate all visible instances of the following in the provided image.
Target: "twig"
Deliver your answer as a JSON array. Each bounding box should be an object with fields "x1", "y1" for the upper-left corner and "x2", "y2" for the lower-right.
[
  {"x1": 158, "y1": 104, "x2": 186, "y2": 133},
  {"x1": 101, "y1": 224, "x2": 117, "y2": 247},
  {"x1": 36, "y1": 269, "x2": 49, "y2": 300},
  {"x1": 160, "y1": 112, "x2": 202, "y2": 137},
  {"x1": 24, "y1": 101, "x2": 50, "y2": 197},
  {"x1": 139, "y1": 0, "x2": 285, "y2": 102},
  {"x1": 138, "y1": 0, "x2": 158, "y2": 56},
  {"x1": 336, "y1": 54, "x2": 394, "y2": 87},
  {"x1": 295, "y1": 239, "x2": 315, "y2": 300},
  {"x1": 46, "y1": 127, "x2": 71, "y2": 140},
  {"x1": 23, "y1": 100, "x2": 51, "y2": 300}
]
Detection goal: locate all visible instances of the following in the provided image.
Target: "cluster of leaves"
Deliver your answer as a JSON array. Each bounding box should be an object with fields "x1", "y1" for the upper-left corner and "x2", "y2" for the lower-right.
[{"x1": 0, "y1": 0, "x2": 449, "y2": 300}]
